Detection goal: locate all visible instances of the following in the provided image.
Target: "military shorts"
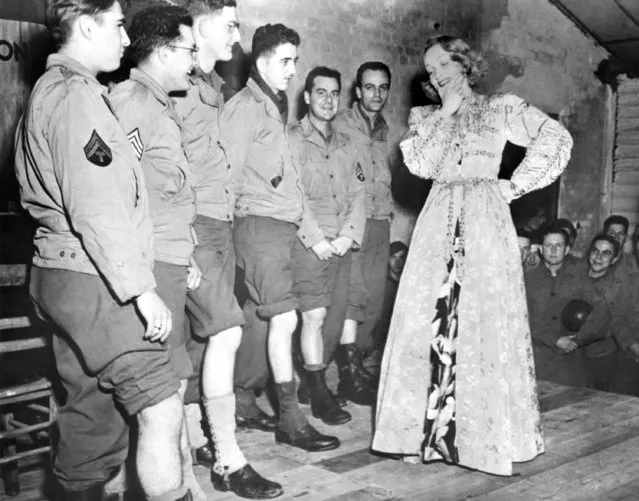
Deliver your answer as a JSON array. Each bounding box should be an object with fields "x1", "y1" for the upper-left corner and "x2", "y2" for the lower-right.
[
  {"x1": 292, "y1": 237, "x2": 351, "y2": 313},
  {"x1": 186, "y1": 215, "x2": 244, "y2": 339},
  {"x1": 233, "y1": 215, "x2": 298, "y2": 319},
  {"x1": 30, "y1": 266, "x2": 180, "y2": 417},
  {"x1": 154, "y1": 260, "x2": 193, "y2": 380}
]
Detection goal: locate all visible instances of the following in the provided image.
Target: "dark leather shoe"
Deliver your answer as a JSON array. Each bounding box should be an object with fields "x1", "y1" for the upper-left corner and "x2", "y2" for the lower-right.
[
  {"x1": 211, "y1": 464, "x2": 283, "y2": 499},
  {"x1": 304, "y1": 369, "x2": 352, "y2": 426},
  {"x1": 193, "y1": 444, "x2": 215, "y2": 468},
  {"x1": 312, "y1": 396, "x2": 351, "y2": 426},
  {"x1": 236, "y1": 410, "x2": 277, "y2": 432},
  {"x1": 275, "y1": 424, "x2": 340, "y2": 452}
]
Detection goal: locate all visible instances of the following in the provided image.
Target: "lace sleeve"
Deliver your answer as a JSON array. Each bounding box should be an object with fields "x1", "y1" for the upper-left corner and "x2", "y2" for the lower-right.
[
  {"x1": 399, "y1": 105, "x2": 454, "y2": 180},
  {"x1": 501, "y1": 94, "x2": 573, "y2": 202}
]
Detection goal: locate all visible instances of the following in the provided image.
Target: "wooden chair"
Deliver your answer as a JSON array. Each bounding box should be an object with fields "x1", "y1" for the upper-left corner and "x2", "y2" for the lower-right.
[{"x1": 0, "y1": 263, "x2": 55, "y2": 497}]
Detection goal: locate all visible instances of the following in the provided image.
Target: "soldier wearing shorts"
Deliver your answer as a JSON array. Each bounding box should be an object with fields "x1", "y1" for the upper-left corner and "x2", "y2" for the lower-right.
[
  {"x1": 14, "y1": 1, "x2": 187, "y2": 500},
  {"x1": 174, "y1": 1, "x2": 281, "y2": 498},
  {"x1": 289, "y1": 66, "x2": 365, "y2": 425},
  {"x1": 222, "y1": 23, "x2": 338, "y2": 452},
  {"x1": 109, "y1": 5, "x2": 207, "y2": 499}
]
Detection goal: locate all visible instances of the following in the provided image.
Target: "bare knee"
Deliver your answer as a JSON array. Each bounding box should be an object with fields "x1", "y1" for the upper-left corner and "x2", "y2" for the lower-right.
[
  {"x1": 302, "y1": 307, "x2": 327, "y2": 329},
  {"x1": 137, "y1": 392, "x2": 183, "y2": 435},
  {"x1": 207, "y1": 325, "x2": 242, "y2": 355},
  {"x1": 270, "y1": 310, "x2": 298, "y2": 334}
]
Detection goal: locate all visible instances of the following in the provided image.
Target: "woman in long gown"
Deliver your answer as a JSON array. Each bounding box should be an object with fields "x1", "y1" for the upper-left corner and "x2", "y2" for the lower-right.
[{"x1": 372, "y1": 35, "x2": 573, "y2": 476}]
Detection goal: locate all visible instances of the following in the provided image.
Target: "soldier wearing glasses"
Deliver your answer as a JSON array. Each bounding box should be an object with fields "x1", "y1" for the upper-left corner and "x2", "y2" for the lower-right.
[{"x1": 110, "y1": 5, "x2": 203, "y2": 500}]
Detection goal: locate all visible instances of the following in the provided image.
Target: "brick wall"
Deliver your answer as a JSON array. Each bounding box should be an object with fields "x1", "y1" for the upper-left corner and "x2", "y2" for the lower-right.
[{"x1": 127, "y1": 0, "x2": 608, "y2": 248}]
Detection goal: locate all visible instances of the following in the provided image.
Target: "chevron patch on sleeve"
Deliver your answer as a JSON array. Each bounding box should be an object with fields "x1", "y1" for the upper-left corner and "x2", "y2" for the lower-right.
[{"x1": 127, "y1": 128, "x2": 143, "y2": 161}]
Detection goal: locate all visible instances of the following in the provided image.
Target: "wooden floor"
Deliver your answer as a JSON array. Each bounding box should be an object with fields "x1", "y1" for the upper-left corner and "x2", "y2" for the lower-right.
[{"x1": 4, "y1": 379, "x2": 639, "y2": 501}]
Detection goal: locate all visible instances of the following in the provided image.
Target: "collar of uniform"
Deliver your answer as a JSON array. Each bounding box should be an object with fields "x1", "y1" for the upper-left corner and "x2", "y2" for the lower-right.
[
  {"x1": 46, "y1": 53, "x2": 102, "y2": 89},
  {"x1": 130, "y1": 68, "x2": 172, "y2": 107},
  {"x1": 352, "y1": 101, "x2": 389, "y2": 141},
  {"x1": 246, "y1": 77, "x2": 285, "y2": 123},
  {"x1": 190, "y1": 68, "x2": 224, "y2": 107},
  {"x1": 298, "y1": 114, "x2": 347, "y2": 150}
]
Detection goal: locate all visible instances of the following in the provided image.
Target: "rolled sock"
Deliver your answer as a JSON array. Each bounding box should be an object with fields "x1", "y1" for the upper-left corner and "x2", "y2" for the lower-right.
[{"x1": 275, "y1": 380, "x2": 309, "y2": 433}]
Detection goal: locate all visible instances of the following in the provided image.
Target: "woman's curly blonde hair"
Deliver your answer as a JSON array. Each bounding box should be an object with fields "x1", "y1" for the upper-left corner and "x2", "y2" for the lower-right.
[{"x1": 421, "y1": 35, "x2": 488, "y2": 103}]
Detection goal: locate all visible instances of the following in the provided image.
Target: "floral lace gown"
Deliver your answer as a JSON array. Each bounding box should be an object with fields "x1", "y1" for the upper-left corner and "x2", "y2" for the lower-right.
[{"x1": 372, "y1": 93, "x2": 573, "y2": 476}]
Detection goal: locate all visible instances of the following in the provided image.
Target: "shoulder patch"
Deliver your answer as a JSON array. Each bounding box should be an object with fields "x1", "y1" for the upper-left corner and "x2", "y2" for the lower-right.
[
  {"x1": 84, "y1": 130, "x2": 112, "y2": 167},
  {"x1": 355, "y1": 161, "x2": 365, "y2": 182},
  {"x1": 127, "y1": 128, "x2": 144, "y2": 161}
]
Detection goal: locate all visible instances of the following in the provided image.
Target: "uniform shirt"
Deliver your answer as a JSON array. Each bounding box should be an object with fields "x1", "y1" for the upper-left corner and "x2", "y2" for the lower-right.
[
  {"x1": 14, "y1": 54, "x2": 155, "y2": 303},
  {"x1": 110, "y1": 69, "x2": 196, "y2": 266},
  {"x1": 173, "y1": 70, "x2": 234, "y2": 223},
  {"x1": 221, "y1": 77, "x2": 304, "y2": 224},
  {"x1": 611, "y1": 252, "x2": 639, "y2": 279},
  {"x1": 525, "y1": 260, "x2": 609, "y2": 349},
  {"x1": 591, "y1": 267, "x2": 639, "y2": 355},
  {"x1": 289, "y1": 115, "x2": 366, "y2": 249},
  {"x1": 333, "y1": 103, "x2": 394, "y2": 220}
]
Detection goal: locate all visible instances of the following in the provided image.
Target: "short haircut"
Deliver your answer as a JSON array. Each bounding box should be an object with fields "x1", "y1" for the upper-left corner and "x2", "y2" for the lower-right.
[
  {"x1": 46, "y1": 0, "x2": 116, "y2": 47},
  {"x1": 424, "y1": 35, "x2": 487, "y2": 88},
  {"x1": 183, "y1": 0, "x2": 236, "y2": 17},
  {"x1": 589, "y1": 233, "x2": 621, "y2": 258},
  {"x1": 390, "y1": 241, "x2": 408, "y2": 256},
  {"x1": 126, "y1": 5, "x2": 193, "y2": 66},
  {"x1": 603, "y1": 215, "x2": 630, "y2": 234},
  {"x1": 304, "y1": 66, "x2": 341, "y2": 94},
  {"x1": 541, "y1": 223, "x2": 570, "y2": 246},
  {"x1": 252, "y1": 23, "x2": 300, "y2": 61},
  {"x1": 355, "y1": 61, "x2": 391, "y2": 89}
]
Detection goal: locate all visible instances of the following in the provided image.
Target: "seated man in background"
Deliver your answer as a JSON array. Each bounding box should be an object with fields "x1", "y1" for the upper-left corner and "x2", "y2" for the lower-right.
[
  {"x1": 517, "y1": 229, "x2": 539, "y2": 272},
  {"x1": 604, "y1": 215, "x2": 639, "y2": 276},
  {"x1": 597, "y1": 230, "x2": 639, "y2": 396},
  {"x1": 525, "y1": 224, "x2": 609, "y2": 387},
  {"x1": 584, "y1": 234, "x2": 626, "y2": 391}
]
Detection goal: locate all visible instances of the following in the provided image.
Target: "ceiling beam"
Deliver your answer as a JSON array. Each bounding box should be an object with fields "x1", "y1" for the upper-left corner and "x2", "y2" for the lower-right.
[
  {"x1": 547, "y1": 0, "x2": 605, "y2": 47},
  {"x1": 614, "y1": 0, "x2": 639, "y2": 29},
  {"x1": 604, "y1": 37, "x2": 639, "y2": 45}
]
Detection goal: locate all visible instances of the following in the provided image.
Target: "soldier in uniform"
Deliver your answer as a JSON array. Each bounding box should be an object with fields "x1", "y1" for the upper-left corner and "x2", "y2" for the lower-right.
[
  {"x1": 332, "y1": 61, "x2": 394, "y2": 404},
  {"x1": 109, "y1": 5, "x2": 205, "y2": 499},
  {"x1": 289, "y1": 66, "x2": 365, "y2": 425},
  {"x1": 174, "y1": 0, "x2": 282, "y2": 498},
  {"x1": 14, "y1": 1, "x2": 187, "y2": 500},
  {"x1": 223, "y1": 23, "x2": 339, "y2": 452}
]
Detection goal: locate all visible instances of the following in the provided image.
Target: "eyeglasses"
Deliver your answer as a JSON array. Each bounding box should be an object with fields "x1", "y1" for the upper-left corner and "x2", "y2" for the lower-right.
[{"x1": 168, "y1": 45, "x2": 199, "y2": 56}]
